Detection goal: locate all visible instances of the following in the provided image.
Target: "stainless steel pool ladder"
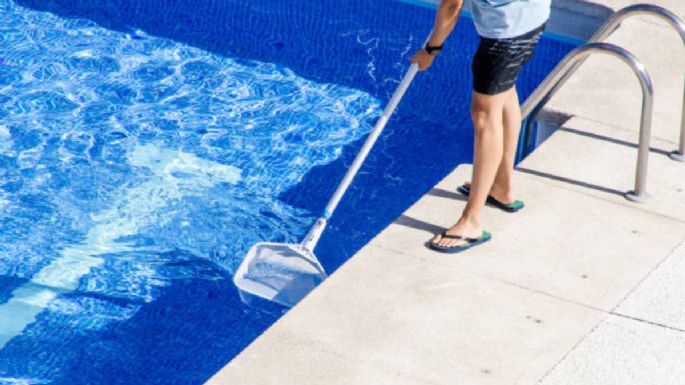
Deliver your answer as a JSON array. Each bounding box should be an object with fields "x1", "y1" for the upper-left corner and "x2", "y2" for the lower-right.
[{"x1": 521, "y1": 4, "x2": 685, "y2": 203}]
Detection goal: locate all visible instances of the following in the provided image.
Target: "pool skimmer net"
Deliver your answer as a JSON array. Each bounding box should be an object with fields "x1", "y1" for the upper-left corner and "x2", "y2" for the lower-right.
[{"x1": 234, "y1": 61, "x2": 422, "y2": 308}]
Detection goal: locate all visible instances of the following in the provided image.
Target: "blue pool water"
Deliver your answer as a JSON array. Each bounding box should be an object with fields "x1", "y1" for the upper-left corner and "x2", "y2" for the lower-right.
[{"x1": 0, "y1": 0, "x2": 576, "y2": 383}]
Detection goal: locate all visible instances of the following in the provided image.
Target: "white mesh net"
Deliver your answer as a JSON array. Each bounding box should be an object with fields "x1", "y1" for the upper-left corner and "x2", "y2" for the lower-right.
[{"x1": 233, "y1": 242, "x2": 327, "y2": 308}]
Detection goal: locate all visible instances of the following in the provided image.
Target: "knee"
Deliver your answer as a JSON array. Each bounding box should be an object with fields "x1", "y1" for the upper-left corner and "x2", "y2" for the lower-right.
[{"x1": 470, "y1": 108, "x2": 496, "y2": 135}]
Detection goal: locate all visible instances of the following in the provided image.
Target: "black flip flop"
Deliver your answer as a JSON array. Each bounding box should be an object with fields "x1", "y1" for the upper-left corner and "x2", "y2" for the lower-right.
[
  {"x1": 457, "y1": 184, "x2": 524, "y2": 213},
  {"x1": 428, "y1": 231, "x2": 492, "y2": 254}
]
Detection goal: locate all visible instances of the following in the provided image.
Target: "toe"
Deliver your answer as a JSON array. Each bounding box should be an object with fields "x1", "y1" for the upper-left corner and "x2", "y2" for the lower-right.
[{"x1": 440, "y1": 238, "x2": 458, "y2": 247}]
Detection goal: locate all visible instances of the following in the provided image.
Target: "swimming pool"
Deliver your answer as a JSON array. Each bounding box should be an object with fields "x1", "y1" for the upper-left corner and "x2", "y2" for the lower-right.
[{"x1": 0, "y1": 0, "x2": 575, "y2": 383}]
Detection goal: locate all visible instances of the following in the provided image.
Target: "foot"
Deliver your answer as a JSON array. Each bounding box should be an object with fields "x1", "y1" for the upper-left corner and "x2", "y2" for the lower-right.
[
  {"x1": 463, "y1": 181, "x2": 516, "y2": 205},
  {"x1": 431, "y1": 217, "x2": 483, "y2": 248}
]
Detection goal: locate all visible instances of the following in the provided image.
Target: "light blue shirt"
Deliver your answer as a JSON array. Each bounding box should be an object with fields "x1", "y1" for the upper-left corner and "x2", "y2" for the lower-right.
[{"x1": 471, "y1": 0, "x2": 551, "y2": 39}]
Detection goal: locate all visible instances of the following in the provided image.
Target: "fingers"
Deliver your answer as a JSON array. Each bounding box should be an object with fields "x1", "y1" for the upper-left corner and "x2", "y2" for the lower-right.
[
  {"x1": 410, "y1": 56, "x2": 424, "y2": 70},
  {"x1": 413, "y1": 60, "x2": 428, "y2": 71},
  {"x1": 410, "y1": 49, "x2": 435, "y2": 71}
]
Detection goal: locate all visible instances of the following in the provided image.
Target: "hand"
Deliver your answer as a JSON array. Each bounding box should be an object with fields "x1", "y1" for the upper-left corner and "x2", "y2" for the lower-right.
[{"x1": 410, "y1": 48, "x2": 436, "y2": 71}]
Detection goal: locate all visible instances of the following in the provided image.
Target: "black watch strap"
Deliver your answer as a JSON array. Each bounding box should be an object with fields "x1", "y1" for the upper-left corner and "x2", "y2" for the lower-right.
[{"x1": 425, "y1": 43, "x2": 443, "y2": 56}]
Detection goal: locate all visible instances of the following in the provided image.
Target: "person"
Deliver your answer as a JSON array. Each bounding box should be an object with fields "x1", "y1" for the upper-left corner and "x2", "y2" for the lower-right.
[{"x1": 411, "y1": 0, "x2": 550, "y2": 253}]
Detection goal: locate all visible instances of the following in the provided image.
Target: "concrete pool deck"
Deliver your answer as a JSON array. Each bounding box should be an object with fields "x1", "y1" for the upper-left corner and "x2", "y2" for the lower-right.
[{"x1": 208, "y1": 1, "x2": 685, "y2": 384}]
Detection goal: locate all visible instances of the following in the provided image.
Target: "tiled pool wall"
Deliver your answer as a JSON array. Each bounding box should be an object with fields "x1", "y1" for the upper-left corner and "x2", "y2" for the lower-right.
[
  {"x1": 400, "y1": 0, "x2": 611, "y2": 43},
  {"x1": 17, "y1": 0, "x2": 577, "y2": 269},
  {"x1": 2, "y1": 0, "x2": 578, "y2": 384}
]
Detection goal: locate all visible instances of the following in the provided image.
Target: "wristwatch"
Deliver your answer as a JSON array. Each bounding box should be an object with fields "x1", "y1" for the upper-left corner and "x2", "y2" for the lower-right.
[{"x1": 424, "y1": 43, "x2": 443, "y2": 56}]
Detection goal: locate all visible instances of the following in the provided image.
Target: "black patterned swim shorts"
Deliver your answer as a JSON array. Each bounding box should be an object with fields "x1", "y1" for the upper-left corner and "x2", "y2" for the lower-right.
[{"x1": 471, "y1": 22, "x2": 547, "y2": 95}]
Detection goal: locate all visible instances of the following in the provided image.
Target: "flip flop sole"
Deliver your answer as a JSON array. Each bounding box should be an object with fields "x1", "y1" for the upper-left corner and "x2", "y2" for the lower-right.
[
  {"x1": 428, "y1": 231, "x2": 492, "y2": 254},
  {"x1": 457, "y1": 184, "x2": 524, "y2": 213}
]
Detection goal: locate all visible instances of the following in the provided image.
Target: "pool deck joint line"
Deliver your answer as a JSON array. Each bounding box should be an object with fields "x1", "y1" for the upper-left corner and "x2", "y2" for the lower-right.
[{"x1": 208, "y1": 1, "x2": 685, "y2": 384}]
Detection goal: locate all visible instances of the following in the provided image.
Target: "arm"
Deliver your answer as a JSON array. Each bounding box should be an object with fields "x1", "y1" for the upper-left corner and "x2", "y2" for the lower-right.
[{"x1": 410, "y1": 0, "x2": 464, "y2": 71}]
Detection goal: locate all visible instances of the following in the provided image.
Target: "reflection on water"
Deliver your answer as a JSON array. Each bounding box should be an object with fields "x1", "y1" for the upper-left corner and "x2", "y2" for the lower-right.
[{"x1": 0, "y1": 0, "x2": 379, "y2": 382}]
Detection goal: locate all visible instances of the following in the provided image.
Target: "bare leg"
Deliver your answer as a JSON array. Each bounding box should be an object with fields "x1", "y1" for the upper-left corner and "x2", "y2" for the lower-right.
[
  {"x1": 493, "y1": 86, "x2": 521, "y2": 202},
  {"x1": 463, "y1": 87, "x2": 520, "y2": 204},
  {"x1": 433, "y1": 90, "x2": 506, "y2": 247}
]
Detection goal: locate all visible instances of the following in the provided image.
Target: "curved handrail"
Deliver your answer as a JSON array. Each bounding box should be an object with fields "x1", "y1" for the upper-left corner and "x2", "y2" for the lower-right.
[
  {"x1": 589, "y1": 4, "x2": 685, "y2": 161},
  {"x1": 588, "y1": 4, "x2": 685, "y2": 45},
  {"x1": 522, "y1": 42, "x2": 654, "y2": 202},
  {"x1": 522, "y1": 4, "x2": 685, "y2": 162}
]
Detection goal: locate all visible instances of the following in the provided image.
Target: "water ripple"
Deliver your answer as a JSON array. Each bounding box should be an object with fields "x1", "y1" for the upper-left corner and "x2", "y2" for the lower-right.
[{"x1": 0, "y1": 0, "x2": 381, "y2": 346}]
